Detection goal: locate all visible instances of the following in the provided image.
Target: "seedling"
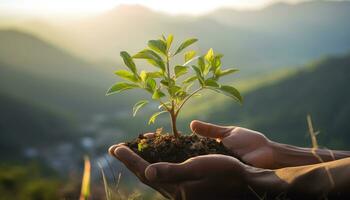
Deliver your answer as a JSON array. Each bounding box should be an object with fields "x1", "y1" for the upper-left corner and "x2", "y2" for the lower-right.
[{"x1": 107, "y1": 34, "x2": 242, "y2": 138}]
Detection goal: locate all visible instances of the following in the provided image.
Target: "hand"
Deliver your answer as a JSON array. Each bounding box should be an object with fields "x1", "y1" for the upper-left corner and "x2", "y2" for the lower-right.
[
  {"x1": 108, "y1": 144, "x2": 176, "y2": 199},
  {"x1": 109, "y1": 145, "x2": 263, "y2": 200},
  {"x1": 190, "y1": 120, "x2": 276, "y2": 169}
]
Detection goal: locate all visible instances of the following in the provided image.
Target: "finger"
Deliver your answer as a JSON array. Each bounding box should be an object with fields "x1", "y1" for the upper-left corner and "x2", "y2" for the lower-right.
[
  {"x1": 143, "y1": 132, "x2": 155, "y2": 138},
  {"x1": 108, "y1": 143, "x2": 125, "y2": 156},
  {"x1": 113, "y1": 146, "x2": 150, "y2": 181},
  {"x1": 145, "y1": 162, "x2": 199, "y2": 183},
  {"x1": 190, "y1": 120, "x2": 233, "y2": 139},
  {"x1": 145, "y1": 155, "x2": 236, "y2": 183}
]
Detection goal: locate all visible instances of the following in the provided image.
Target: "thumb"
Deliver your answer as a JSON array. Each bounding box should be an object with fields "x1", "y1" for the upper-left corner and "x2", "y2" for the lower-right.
[{"x1": 190, "y1": 120, "x2": 233, "y2": 139}]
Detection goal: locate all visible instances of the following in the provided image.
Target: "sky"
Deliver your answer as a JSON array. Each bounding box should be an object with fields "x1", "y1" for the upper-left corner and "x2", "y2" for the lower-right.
[{"x1": 0, "y1": 0, "x2": 308, "y2": 17}]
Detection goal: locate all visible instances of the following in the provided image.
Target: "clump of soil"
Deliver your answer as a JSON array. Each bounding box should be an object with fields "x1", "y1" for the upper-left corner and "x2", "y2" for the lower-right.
[{"x1": 126, "y1": 133, "x2": 236, "y2": 163}]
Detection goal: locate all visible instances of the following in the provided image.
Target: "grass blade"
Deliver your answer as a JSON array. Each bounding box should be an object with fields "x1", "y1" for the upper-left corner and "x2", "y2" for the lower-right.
[
  {"x1": 80, "y1": 156, "x2": 91, "y2": 200},
  {"x1": 98, "y1": 162, "x2": 111, "y2": 200}
]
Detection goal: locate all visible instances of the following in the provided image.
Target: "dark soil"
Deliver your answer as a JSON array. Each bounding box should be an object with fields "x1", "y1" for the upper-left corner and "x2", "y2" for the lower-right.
[{"x1": 126, "y1": 133, "x2": 237, "y2": 163}]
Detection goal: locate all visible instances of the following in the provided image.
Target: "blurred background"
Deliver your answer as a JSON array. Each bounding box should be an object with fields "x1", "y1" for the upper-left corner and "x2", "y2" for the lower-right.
[{"x1": 1, "y1": 0, "x2": 350, "y2": 199}]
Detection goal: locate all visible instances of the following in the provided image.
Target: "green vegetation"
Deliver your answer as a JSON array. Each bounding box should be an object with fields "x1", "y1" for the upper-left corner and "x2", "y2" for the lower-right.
[
  {"x1": 197, "y1": 54, "x2": 350, "y2": 149},
  {"x1": 107, "y1": 35, "x2": 242, "y2": 137},
  {"x1": 181, "y1": 68, "x2": 296, "y2": 118},
  {"x1": 0, "y1": 92, "x2": 77, "y2": 160},
  {"x1": 0, "y1": 164, "x2": 60, "y2": 200}
]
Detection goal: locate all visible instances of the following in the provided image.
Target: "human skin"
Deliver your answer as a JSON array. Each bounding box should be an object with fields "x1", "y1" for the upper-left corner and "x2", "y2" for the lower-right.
[
  {"x1": 108, "y1": 120, "x2": 350, "y2": 199},
  {"x1": 188, "y1": 120, "x2": 350, "y2": 169},
  {"x1": 109, "y1": 145, "x2": 350, "y2": 199}
]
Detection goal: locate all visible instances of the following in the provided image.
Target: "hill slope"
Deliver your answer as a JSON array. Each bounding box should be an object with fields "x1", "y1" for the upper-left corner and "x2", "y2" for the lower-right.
[
  {"x1": 197, "y1": 54, "x2": 350, "y2": 149},
  {"x1": 0, "y1": 29, "x2": 111, "y2": 86},
  {"x1": 0, "y1": 30, "x2": 137, "y2": 116},
  {"x1": 0, "y1": 92, "x2": 77, "y2": 160}
]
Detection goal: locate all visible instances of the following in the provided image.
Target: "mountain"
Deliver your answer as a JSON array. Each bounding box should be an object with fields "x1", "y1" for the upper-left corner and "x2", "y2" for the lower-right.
[
  {"x1": 0, "y1": 29, "x2": 111, "y2": 86},
  {"x1": 0, "y1": 30, "x2": 138, "y2": 117},
  {"x1": 189, "y1": 53, "x2": 350, "y2": 149},
  {"x1": 208, "y1": 1, "x2": 350, "y2": 69},
  {"x1": 4, "y1": 1, "x2": 350, "y2": 77}
]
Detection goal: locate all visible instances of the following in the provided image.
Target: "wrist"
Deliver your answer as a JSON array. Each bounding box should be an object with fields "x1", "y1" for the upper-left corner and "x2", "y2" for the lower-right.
[{"x1": 269, "y1": 141, "x2": 334, "y2": 168}]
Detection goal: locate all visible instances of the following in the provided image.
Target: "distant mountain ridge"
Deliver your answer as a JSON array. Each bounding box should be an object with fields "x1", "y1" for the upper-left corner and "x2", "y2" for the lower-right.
[
  {"x1": 2, "y1": 1, "x2": 350, "y2": 76},
  {"x1": 0, "y1": 29, "x2": 139, "y2": 117}
]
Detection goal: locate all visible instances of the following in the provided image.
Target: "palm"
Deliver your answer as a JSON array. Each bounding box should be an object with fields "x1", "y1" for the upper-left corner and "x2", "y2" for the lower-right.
[
  {"x1": 191, "y1": 120, "x2": 275, "y2": 168},
  {"x1": 109, "y1": 145, "x2": 253, "y2": 200}
]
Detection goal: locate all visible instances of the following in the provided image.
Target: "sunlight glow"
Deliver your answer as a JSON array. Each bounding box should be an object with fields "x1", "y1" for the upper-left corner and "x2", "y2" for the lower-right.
[{"x1": 0, "y1": 0, "x2": 307, "y2": 17}]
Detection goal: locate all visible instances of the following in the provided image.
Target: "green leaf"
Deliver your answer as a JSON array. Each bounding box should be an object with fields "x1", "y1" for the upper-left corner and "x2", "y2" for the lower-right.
[
  {"x1": 175, "y1": 90, "x2": 188, "y2": 101},
  {"x1": 211, "y1": 85, "x2": 243, "y2": 103},
  {"x1": 217, "y1": 68, "x2": 239, "y2": 77},
  {"x1": 166, "y1": 34, "x2": 174, "y2": 50},
  {"x1": 148, "y1": 40, "x2": 167, "y2": 55},
  {"x1": 183, "y1": 56, "x2": 199, "y2": 66},
  {"x1": 120, "y1": 51, "x2": 137, "y2": 74},
  {"x1": 174, "y1": 38, "x2": 198, "y2": 55},
  {"x1": 183, "y1": 75, "x2": 197, "y2": 84},
  {"x1": 160, "y1": 78, "x2": 174, "y2": 87},
  {"x1": 106, "y1": 82, "x2": 139, "y2": 95},
  {"x1": 152, "y1": 89, "x2": 165, "y2": 100},
  {"x1": 211, "y1": 54, "x2": 223, "y2": 72},
  {"x1": 132, "y1": 100, "x2": 148, "y2": 117},
  {"x1": 168, "y1": 85, "x2": 181, "y2": 97},
  {"x1": 160, "y1": 79, "x2": 169, "y2": 86},
  {"x1": 158, "y1": 102, "x2": 171, "y2": 110},
  {"x1": 148, "y1": 111, "x2": 166, "y2": 124},
  {"x1": 146, "y1": 78, "x2": 157, "y2": 92},
  {"x1": 133, "y1": 49, "x2": 165, "y2": 71},
  {"x1": 138, "y1": 140, "x2": 148, "y2": 151},
  {"x1": 183, "y1": 82, "x2": 194, "y2": 92},
  {"x1": 205, "y1": 79, "x2": 219, "y2": 87},
  {"x1": 184, "y1": 51, "x2": 196, "y2": 62},
  {"x1": 197, "y1": 56, "x2": 206, "y2": 72},
  {"x1": 114, "y1": 70, "x2": 138, "y2": 82},
  {"x1": 174, "y1": 65, "x2": 188, "y2": 78},
  {"x1": 147, "y1": 71, "x2": 163, "y2": 78},
  {"x1": 140, "y1": 70, "x2": 147, "y2": 82},
  {"x1": 191, "y1": 65, "x2": 205, "y2": 85},
  {"x1": 162, "y1": 34, "x2": 167, "y2": 41},
  {"x1": 205, "y1": 48, "x2": 214, "y2": 63}
]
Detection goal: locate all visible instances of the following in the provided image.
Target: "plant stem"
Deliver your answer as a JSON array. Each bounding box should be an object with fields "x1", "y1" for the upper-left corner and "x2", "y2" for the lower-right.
[
  {"x1": 170, "y1": 109, "x2": 179, "y2": 138},
  {"x1": 175, "y1": 87, "x2": 203, "y2": 116},
  {"x1": 165, "y1": 53, "x2": 179, "y2": 137},
  {"x1": 166, "y1": 55, "x2": 171, "y2": 79}
]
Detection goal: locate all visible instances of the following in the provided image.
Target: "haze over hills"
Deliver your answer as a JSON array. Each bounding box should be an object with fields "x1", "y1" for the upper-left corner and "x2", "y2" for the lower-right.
[
  {"x1": 0, "y1": 29, "x2": 143, "y2": 117},
  {"x1": 3, "y1": 1, "x2": 350, "y2": 77}
]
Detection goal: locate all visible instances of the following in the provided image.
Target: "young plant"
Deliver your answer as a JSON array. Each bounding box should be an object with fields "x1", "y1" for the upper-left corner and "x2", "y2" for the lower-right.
[{"x1": 107, "y1": 34, "x2": 242, "y2": 138}]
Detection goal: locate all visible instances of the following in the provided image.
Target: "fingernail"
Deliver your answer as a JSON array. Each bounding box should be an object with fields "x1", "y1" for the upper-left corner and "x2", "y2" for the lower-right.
[
  {"x1": 114, "y1": 147, "x2": 123, "y2": 159},
  {"x1": 145, "y1": 166, "x2": 157, "y2": 181},
  {"x1": 108, "y1": 145, "x2": 118, "y2": 155}
]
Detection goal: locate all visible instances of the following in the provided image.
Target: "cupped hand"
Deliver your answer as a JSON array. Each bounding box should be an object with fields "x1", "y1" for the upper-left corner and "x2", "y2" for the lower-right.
[
  {"x1": 109, "y1": 145, "x2": 254, "y2": 200},
  {"x1": 108, "y1": 144, "x2": 176, "y2": 199},
  {"x1": 190, "y1": 120, "x2": 276, "y2": 169}
]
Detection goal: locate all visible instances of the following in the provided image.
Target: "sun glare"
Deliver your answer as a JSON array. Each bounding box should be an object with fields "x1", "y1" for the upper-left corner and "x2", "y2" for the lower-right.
[{"x1": 0, "y1": 0, "x2": 302, "y2": 17}]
